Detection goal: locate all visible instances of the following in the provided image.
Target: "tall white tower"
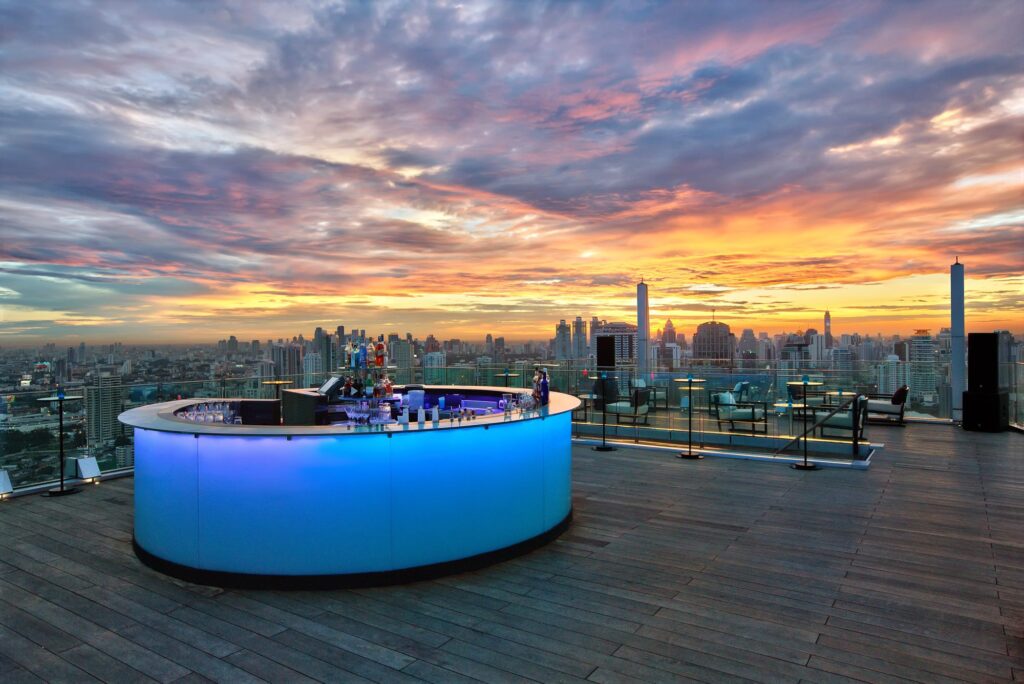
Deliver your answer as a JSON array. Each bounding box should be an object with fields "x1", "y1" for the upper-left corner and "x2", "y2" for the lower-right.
[
  {"x1": 637, "y1": 280, "x2": 650, "y2": 377},
  {"x1": 951, "y1": 258, "x2": 965, "y2": 422}
]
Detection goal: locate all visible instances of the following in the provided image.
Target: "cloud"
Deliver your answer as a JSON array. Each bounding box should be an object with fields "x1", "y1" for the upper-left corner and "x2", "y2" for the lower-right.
[{"x1": 1, "y1": 0, "x2": 1022, "y2": 343}]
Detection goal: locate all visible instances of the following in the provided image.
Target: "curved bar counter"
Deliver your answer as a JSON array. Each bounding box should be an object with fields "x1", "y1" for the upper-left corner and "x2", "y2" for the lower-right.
[{"x1": 119, "y1": 387, "x2": 579, "y2": 588}]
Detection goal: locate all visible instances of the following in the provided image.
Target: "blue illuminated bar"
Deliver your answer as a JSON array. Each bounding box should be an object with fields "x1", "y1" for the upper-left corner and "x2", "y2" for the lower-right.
[{"x1": 118, "y1": 386, "x2": 579, "y2": 588}]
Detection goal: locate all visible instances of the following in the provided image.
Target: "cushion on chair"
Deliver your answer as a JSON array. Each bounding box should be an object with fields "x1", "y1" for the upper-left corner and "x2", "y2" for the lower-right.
[
  {"x1": 722, "y1": 407, "x2": 764, "y2": 421},
  {"x1": 823, "y1": 412, "x2": 854, "y2": 428},
  {"x1": 604, "y1": 401, "x2": 632, "y2": 414},
  {"x1": 867, "y1": 400, "x2": 901, "y2": 415}
]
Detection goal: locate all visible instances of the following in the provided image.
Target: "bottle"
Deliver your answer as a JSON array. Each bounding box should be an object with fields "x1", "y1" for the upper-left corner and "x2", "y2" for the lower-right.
[
  {"x1": 417, "y1": 407, "x2": 425, "y2": 424},
  {"x1": 431, "y1": 405, "x2": 439, "y2": 423},
  {"x1": 540, "y1": 370, "x2": 549, "y2": 406},
  {"x1": 400, "y1": 407, "x2": 409, "y2": 424}
]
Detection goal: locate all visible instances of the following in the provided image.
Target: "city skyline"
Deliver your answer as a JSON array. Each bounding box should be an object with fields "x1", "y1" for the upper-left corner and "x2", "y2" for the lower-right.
[{"x1": 1, "y1": 1, "x2": 1022, "y2": 344}]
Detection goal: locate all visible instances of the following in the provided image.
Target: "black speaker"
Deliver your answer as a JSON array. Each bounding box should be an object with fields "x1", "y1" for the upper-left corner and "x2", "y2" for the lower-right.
[
  {"x1": 968, "y1": 332, "x2": 999, "y2": 393},
  {"x1": 595, "y1": 336, "x2": 616, "y2": 369},
  {"x1": 962, "y1": 391, "x2": 1008, "y2": 432}
]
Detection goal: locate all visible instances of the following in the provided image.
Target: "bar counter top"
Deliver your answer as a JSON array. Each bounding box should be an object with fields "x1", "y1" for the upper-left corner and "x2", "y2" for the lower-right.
[{"x1": 119, "y1": 385, "x2": 580, "y2": 436}]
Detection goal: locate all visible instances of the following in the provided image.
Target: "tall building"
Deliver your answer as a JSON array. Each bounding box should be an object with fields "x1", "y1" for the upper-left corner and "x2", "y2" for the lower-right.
[
  {"x1": 637, "y1": 281, "x2": 650, "y2": 376},
  {"x1": 808, "y1": 333, "x2": 827, "y2": 364},
  {"x1": 592, "y1": 322, "x2": 638, "y2": 366},
  {"x1": 589, "y1": 316, "x2": 601, "y2": 351},
  {"x1": 554, "y1": 320, "x2": 572, "y2": 361},
  {"x1": 271, "y1": 343, "x2": 303, "y2": 380},
  {"x1": 389, "y1": 339, "x2": 413, "y2": 384},
  {"x1": 571, "y1": 316, "x2": 588, "y2": 360},
  {"x1": 302, "y1": 351, "x2": 323, "y2": 388},
  {"x1": 663, "y1": 319, "x2": 676, "y2": 345},
  {"x1": 737, "y1": 329, "x2": 757, "y2": 360},
  {"x1": 876, "y1": 354, "x2": 909, "y2": 395},
  {"x1": 910, "y1": 330, "x2": 938, "y2": 406},
  {"x1": 422, "y1": 350, "x2": 447, "y2": 384},
  {"x1": 86, "y1": 372, "x2": 123, "y2": 449},
  {"x1": 317, "y1": 331, "x2": 337, "y2": 374},
  {"x1": 824, "y1": 310, "x2": 833, "y2": 349},
  {"x1": 692, "y1": 321, "x2": 735, "y2": 363}
]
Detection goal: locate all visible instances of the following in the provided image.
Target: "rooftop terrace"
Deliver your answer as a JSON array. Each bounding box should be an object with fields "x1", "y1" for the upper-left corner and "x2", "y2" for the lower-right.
[{"x1": 1, "y1": 423, "x2": 1021, "y2": 683}]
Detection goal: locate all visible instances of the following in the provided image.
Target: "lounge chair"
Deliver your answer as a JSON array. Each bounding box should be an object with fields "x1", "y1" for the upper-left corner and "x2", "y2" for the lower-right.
[
  {"x1": 709, "y1": 390, "x2": 768, "y2": 435},
  {"x1": 866, "y1": 385, "x2": 909, "y2": 426},
  {"x1": 606, "y1": 388, "x2": 651, "y2": 425},
  {"x1": 632, "y1": 378, "x2": 668, "y2": 410}
]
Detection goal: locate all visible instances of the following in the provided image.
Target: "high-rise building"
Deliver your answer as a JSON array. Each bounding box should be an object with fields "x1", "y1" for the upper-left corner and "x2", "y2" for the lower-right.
[
  {"x1": 910, "y1": 330, "x2": 938, "y2": 406},
  {"x1": 589, "y1": 316, "x2": 601, "y2": 351},
  {"x1": 637, "y1": 281, "x2": 649, "y2": 376},
  {"x1": 663, "y1": 319, "x2": 676, "y2": 345},
  {"x1": 86, "y1": 372, "x2": 123, "y2": 449},
  {"x1": 571, "y1": 316, "x2": 588, "y2": 359},
  {"x1": 808, "y1": 333, "x2": 827, "y2": 364},
  {"x1": 271, "y1": 343, "x2": 303, "y2": 380},
  {"x1": 692, "y1": 321, "x2": 735, "y2": 363},
  {"x1": 737, "y1": 329, "x2": 757, "y2": 360},
  {"x1": 424, "y1": 334, "x2": 441, "y2": 353},
  {"x1": 485, "y1": 334, "x2": 494, "y2": 356},
  {"x1": 302, "y1": 351, "x2": 323, "y2": 388},
  {"x1": 824, "y1": 310, "x2": 833, "y2": 349},
  {"x1": 592, "y1": 322, "x2": 638, "y2": 366},
  {"x1": 554, "y1": 320, "x2": 572, "y2": 360},
  {"x1": 422, "y1": 350, "x2": 447, "y2": 384},
  {"x1": 389, "y1": 339, "x2": 413, "y2": 384},
  {"x1": 877, "y1": 354, "x2": 909, "y2": 395}
]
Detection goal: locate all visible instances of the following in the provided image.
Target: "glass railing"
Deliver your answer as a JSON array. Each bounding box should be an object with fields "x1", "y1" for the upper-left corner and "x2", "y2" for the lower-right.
[
  {"x1": 6, "y1": 356, "x2": 1011, "y2": 493},
  {"x1": 1007, "y1": 362, "x2": 1024, "y2": 430}
]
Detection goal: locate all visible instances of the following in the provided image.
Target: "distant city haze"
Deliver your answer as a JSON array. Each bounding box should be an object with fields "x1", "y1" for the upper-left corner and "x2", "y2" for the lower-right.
[{"x1": 1, "y1": 1, "x2": 1021, "y2": 345}]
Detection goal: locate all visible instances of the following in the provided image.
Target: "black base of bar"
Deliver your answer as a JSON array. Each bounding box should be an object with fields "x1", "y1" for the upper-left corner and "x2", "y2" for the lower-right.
[
  {"x1": 677, "y1": 452, "x2": 703, "y2": 459},
  {"x1": 43, "y1": 487, "x2": 81, "y2": 497},
  {"x1": 592, "y1": 445, "x2": 617, "y2": 452},
  {"x1": 133, "y1": 509, "x2": 572, "y2": 590},
  {"x1": 791, "y1": 463, "x2": 819, "y2": 470}
]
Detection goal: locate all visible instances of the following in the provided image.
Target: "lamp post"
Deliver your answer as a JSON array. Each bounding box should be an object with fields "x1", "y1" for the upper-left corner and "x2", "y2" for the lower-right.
[
  {"x1": 592, "y1": 372, "x2": 616, "y2": 452},
  {"x1": 37, "y1": 388, "x2": 84, "y2": 497},
  {"x1": 789, "y1": 376, "x2": 821, "y2": 471},
  {"x1": 676, "y1": 375, "x2": 706, "y2": 459}
]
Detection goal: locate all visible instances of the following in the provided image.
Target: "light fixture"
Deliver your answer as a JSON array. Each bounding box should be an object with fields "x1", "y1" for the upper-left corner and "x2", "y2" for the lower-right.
[
  {"x1": 0, "y1": 469, "x2": 12, "y2": 500},
  {"x1": 71, "y1": 456, "x2": 102, "y2": 485}
]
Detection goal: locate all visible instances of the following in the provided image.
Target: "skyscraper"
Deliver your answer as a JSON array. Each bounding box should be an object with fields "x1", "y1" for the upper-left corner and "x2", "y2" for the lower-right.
[
  {"x1": 592, "y1": 321, "x2": 638, "y2": 366},
  {"x1": 637, "y1": 281, "x2": 650, "y2": 376},
  {"x1": 824, "y1": 310, "x2": 833, "y2": 349},
  {"x1": 302, "y1": 351, "x2": 323, "y2": 388},
  {"x1": 663, "y1": 319, "x2": 676, "y2": 345},
  {"x1": 692, "y1": 321, "x2": 735, "y2": 363},
  {"x1": 389, "y1": 339, "x2": 413, "y2": 384},
  {"x1": 950, "y1": 259, "x2": 965, "y2": 421},
  {"x1": 554, "y1": 320, "x2": 572, "y2": 360},
  {"x1": 571, "y1": 316, "x2": 588, "y2": 359},
  {"x1": 910, "y1": 330, "x2": 938, "y2": 406},
  {"x1": 86, "y1": 372, "x2": 123, "y2": 449}
]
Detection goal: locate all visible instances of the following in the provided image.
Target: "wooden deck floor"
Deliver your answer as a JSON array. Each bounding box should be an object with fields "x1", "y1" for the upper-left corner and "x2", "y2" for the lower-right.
[{"x1": 1, "y1": 424, "x2": 1022, "y2": 683}]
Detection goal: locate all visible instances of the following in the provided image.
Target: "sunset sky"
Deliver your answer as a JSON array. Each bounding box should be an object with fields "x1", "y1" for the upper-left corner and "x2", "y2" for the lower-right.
[{"x1": 1, "y1": 0, "x2": 1021, "y2": 345}]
